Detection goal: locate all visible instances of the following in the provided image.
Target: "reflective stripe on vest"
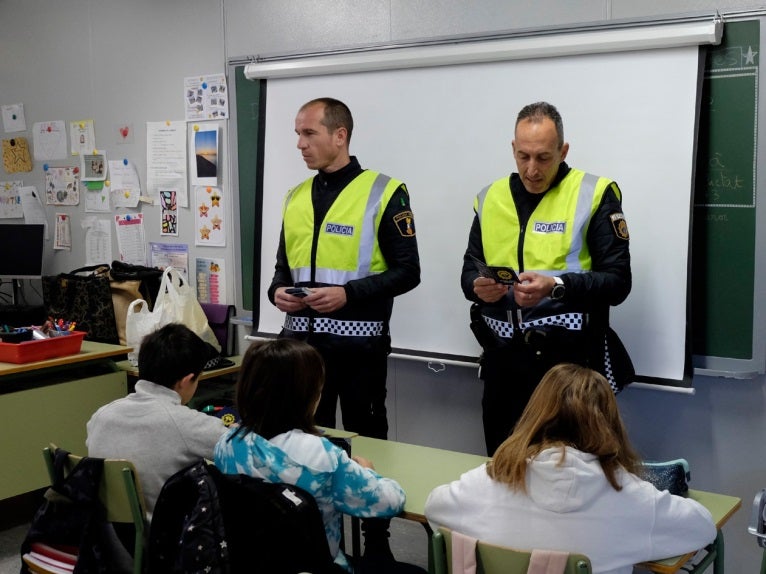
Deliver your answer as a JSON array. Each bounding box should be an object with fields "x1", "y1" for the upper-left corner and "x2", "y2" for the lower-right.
[
  {"x1": 283, "y1": 315, "x2": 385, "y2": 337},
  {"x1": 283, "y1": 171, "x2": 398, "y2": 285},
  {"x1": 476, "y1": 169, "x2": 609, "y2": 274},
  {"x1": 483, "y1": 312, "x2": 585, "y2": 339}
]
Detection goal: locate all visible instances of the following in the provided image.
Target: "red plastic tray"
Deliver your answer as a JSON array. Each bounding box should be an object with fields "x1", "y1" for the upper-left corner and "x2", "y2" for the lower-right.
[{"x1": 0, "y1": 331, "x2": 86, "y2": 364}]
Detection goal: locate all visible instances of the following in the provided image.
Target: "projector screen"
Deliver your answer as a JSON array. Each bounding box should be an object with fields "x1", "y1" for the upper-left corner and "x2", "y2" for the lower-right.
[{"x1": 256, "y1": 45, "x2": 702, "y2": 383}]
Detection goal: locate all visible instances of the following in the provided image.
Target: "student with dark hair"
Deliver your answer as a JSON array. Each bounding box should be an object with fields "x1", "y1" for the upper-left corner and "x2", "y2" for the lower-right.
[
  {"x1": 86, "y1": 323, "x2": 228, "y2": 516},
  {"x1": 215, "y1": 339, "x2": 420, "y2": 573},
  {"x1": 424, "y1": 364, "x2": 716, "y2": 574}
]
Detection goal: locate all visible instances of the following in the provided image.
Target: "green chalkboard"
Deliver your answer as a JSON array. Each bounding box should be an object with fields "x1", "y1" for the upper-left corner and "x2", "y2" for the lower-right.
[
  {"x1": 233, "y1": 66, "x2": 265, "y2": 312},
  {"x1": 692, "y1": 20, "x2": 759, "y2": 361}
]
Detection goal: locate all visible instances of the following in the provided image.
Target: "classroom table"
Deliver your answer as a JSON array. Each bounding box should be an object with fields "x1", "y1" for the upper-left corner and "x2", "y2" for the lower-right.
[
  {"x1": 0, "y1": 341, "x2": 130, "y2": 500},
  {"x1": 351, "y1": 436, "x2": 741, "y2": 574}
]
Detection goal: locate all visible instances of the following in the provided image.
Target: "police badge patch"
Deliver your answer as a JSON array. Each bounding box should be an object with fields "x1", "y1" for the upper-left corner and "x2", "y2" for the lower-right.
[
  {"x1": 610, "y1": 212, "x2": 629, "y2": 240},
  {"x1": 393, "y1": 210, "x2": 416, "y2": 237}
]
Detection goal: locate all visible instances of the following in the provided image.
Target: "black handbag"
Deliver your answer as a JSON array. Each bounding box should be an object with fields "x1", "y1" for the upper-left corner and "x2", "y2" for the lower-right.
[{"x1": 42, "y1": 264, "x2": 119, "y2": 344}]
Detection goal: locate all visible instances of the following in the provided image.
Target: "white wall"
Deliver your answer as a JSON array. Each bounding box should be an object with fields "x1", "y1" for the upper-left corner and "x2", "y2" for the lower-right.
[{"x1": 3, "y1": 1, "x2": 766, "y2": 571}]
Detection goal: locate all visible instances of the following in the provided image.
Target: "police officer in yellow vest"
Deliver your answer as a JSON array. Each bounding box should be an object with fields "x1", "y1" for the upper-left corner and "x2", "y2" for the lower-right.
[
  {"x1": 269, "y1": 98, "x2": 421, "y2": 564},
  {"x1": 461, "y1": 102, "x2": 632, "y2": 456}
]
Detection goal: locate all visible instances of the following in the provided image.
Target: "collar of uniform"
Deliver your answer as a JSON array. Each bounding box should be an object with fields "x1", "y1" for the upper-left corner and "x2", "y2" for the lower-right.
[
  {"x1": 510, "y1": 161, "x2": 571, "y2": 195},
  {"x1": 315, "y1": 155, "x2": 363, "y2": 193}
]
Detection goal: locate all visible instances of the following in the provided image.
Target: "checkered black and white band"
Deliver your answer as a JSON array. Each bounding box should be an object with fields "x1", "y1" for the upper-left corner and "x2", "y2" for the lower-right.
[
  {"x1": 602, "y1": 333, "x2": 619, "y2": 394},
  {"x1": 284, "y1": 316, "x2": 385, "y2": 337},
  {"x1": 483, "y1": 312, "x2": 585, "y2": 339}
]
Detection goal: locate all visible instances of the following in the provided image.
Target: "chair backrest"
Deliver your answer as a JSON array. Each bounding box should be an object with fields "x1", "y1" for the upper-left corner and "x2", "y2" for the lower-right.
[
  {"x1": 747, "y1": 488, "x2": 766, "y2": 574},
  {"x1": 42, "y1": 444, "x2": 148, "y2": 574},
  {"x1": 200, "y1": 303, "x2": 237, "y2": 356},
  {"x1": 432, "y1": 528, "x2": 592, "y2": 574}
]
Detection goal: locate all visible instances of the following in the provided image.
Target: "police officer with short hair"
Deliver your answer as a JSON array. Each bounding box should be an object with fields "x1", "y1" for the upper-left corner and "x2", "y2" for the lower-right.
[
  {"x1": 462, "y1": 101, "x2": 632, "y2": 456},
  {"x1": 269, "y1": 97, "x2": 421, "y2": 564}
]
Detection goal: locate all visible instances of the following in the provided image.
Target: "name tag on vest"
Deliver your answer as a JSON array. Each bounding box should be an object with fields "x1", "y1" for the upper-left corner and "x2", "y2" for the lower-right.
[
  {"x1": 325, "y1": 222, "x2": 355, "y2": 236},
  {"x1": 533, "y1": 221, "x2": 566, "y2": 234}
]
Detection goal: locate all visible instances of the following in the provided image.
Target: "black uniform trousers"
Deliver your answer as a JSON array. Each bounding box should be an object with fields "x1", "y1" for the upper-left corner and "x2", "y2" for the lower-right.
[
  {"x1": 313, "y1": 344, "x2": 389, "y2": 440},
  {"x1": 480, "y1": 328, "x2": 589, "y2": 456}
]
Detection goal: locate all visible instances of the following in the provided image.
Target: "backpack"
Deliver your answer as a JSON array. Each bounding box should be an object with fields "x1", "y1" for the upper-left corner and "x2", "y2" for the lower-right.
[
  {"x1": 147, "y1": 460, "x2": 344, "y2": 573},
  {"x1": 20, "y1": 449, "x2": 134, "y2": 574}
]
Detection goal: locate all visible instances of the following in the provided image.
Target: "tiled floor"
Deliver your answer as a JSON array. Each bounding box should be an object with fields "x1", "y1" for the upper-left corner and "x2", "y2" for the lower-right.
[{"x1": 0, "y1": 516, "x2": 429, "y2": 573}]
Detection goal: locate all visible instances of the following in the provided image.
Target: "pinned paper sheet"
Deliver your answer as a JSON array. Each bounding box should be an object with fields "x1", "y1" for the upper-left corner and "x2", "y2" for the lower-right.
[
  {"x1": 82, "y1": 216, "x2": 112, "y2": 266},
  {"x1": 54, "y1": 213, "x2": 72, "y2": 250},
  {"x1": 69, "y1": 120, "x2": 95, "y2": 156},
  {"x1": 114, "y1": 213, "x2": 146, "y2": 265},
  {"x1": 160, "y1": 189, "x2": 178, "y2": 236},
  {"x1": 195, "y1": 185, "x2": 225, "y2": 246},
  {"x1": 146, "y1": 120, "x2": 188, "y2": 207},
  {"x1": 33, "y1": 120, "x2": 67, "y2": 161},
  {"x1": 1, "y1": 103, "x2": 26, "y2": 133},
  {"x1": 196, "y1": 257, "x2": 226, "y2": 304},
  {"x1": 0, "y1": 181, "x2": 23, "y2": 219},
  {"x1": 149, "y1": 242, "x2": 188, "y2": 277},
  {"x1": 108, "y1": 159, "x2": 140, "y2": 208},
  {"x1": 184, "y1": 73, "x2": 228, "y2": 121},
  {"x1": 45, "y1": 166, "x2": 80, "y2": 206},
  {"x1": 2, "y1": 137, "x2": 32, "y2": 173}
]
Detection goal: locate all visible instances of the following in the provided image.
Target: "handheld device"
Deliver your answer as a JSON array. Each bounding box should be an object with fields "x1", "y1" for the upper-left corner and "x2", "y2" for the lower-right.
[{"x1": 285, "y1": 287, "x2": 313, "y2": 298}]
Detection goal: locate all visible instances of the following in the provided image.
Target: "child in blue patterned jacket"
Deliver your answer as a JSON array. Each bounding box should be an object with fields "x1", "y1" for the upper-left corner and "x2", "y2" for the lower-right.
[{"x1": 214, "y1": 338, "x2": 406, "y2": 572}]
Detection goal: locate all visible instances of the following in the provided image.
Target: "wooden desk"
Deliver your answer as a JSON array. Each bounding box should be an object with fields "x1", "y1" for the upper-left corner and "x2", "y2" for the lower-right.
[
  {"x1": 638, "y1": 490, "x2": 742, "y2": 574},
  {"x1": 0, "y1": 341, "x2": 130, "y2": 500},
  {"x1": 0, "y1": 340, "x2": 129, "y2": 377},
  {"x1": 352, "y1": 436, "x2": 488, "y2": 523},
  {"x1": 352, "y1": 436, "x2": 741, "y2": 573}
]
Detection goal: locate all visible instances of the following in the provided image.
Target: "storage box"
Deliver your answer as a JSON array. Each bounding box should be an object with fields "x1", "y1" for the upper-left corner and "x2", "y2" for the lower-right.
[{"x1": 0, "y1": 331, "x2": 86, "y2": 364}]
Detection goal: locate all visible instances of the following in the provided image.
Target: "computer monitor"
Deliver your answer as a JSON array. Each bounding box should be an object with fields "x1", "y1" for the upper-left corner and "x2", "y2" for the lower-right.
[{"x1": 0, "y1": 224, "x2": 45, "y2": 280}]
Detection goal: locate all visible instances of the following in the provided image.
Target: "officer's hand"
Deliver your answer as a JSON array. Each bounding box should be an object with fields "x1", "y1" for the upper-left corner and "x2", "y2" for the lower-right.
[
  {"x1": 304, "y1": 286, "x2": 347, "y2": 314},
  {"x1": 514, "y1": 272, "x2": 555, "y2": 307},
  {"x1": 274, "y1": 286, "x2": 308, "y2": 313},
  {"x1": 473, "y1": 276, "x2": 509, "y2": 303}
]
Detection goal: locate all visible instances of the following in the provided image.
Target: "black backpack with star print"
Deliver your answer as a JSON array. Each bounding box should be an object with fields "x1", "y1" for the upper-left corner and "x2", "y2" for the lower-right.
[{"x1": 147, "y1": 460, "x2": 343, "y2": 573}]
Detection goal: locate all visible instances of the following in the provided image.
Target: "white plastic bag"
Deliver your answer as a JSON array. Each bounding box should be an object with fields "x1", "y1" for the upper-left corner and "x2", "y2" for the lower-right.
[
  {"x1": 125, "y1": 299, "x2": 162, "y2": 366},
  {"x1": 124, "y1": 267, "x2": 220, "y2": 366},
  {"x1": 153, "y1": 267, "x2": 221, "y2": 350}
]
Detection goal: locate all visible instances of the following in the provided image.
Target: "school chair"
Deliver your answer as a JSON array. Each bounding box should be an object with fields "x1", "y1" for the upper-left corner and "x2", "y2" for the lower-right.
[
  {"x1": 430, "y1": 527, "x2": 591, "y2": 574},
  {"x1": 748, "y1": 488, "x2": 766, "y2": 574},
  {"x1": 39, "y1": 443, "x2": 148, "y2": 574}
]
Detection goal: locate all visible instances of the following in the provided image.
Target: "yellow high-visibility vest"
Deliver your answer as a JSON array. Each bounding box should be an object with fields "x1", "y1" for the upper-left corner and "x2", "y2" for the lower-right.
[{"x1": 283, "y1": 170, "x2": 402, "y2": 285}]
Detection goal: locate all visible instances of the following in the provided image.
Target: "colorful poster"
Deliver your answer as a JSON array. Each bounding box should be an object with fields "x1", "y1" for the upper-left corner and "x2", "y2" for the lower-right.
[
  {"x1": 45, "y1": 166, "x2": 80, "y2": 206},
  {"x1": 194, "y1": 185, "x2": 225, "y2": 246},
  {"x1": 196, "y1": 257, "x2": 225, "y2": 304}
]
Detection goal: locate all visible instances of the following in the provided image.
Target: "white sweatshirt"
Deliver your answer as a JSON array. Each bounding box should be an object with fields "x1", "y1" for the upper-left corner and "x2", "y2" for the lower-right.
[{"x1": 424, "y1": 446, "x2": 716, "y2": 574}]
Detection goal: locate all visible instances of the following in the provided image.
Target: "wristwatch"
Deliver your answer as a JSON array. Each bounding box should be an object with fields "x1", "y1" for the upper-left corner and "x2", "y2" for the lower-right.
[{"x1": 550, "y1": 276, "x2": 565, "y2": 300}]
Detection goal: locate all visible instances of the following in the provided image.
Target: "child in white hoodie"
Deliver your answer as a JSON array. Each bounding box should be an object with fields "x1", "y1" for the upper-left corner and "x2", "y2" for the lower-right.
[{"x1": 424, "y1": 363, "x2": 716, "y2": 574}]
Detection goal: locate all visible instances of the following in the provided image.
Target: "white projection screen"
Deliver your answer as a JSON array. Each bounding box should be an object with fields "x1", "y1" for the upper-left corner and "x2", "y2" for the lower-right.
[{"x1": 255, "y1": 45, "x2": 702, "y2": 384}]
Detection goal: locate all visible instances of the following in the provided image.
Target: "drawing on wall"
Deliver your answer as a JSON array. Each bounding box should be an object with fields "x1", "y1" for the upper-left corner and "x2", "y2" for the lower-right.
[
  {"x1": 69, "y1": 119, "x2": 96, "y2": 156},
  {"x1": 45, "y1": 167, "x2": 80, "y2": 206},
  {"x1": 195, "y1": 185, "x2": 224, "y2": 246},
  {"x1": 0, "y1": 181, "x2": 23, "y2": 219},
  {"x1": 160, "y1": 189, "x2": 178, "y2": 236},
  {"x1": 33, "y1": 120, "x2": 67, "y2": 160}
]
